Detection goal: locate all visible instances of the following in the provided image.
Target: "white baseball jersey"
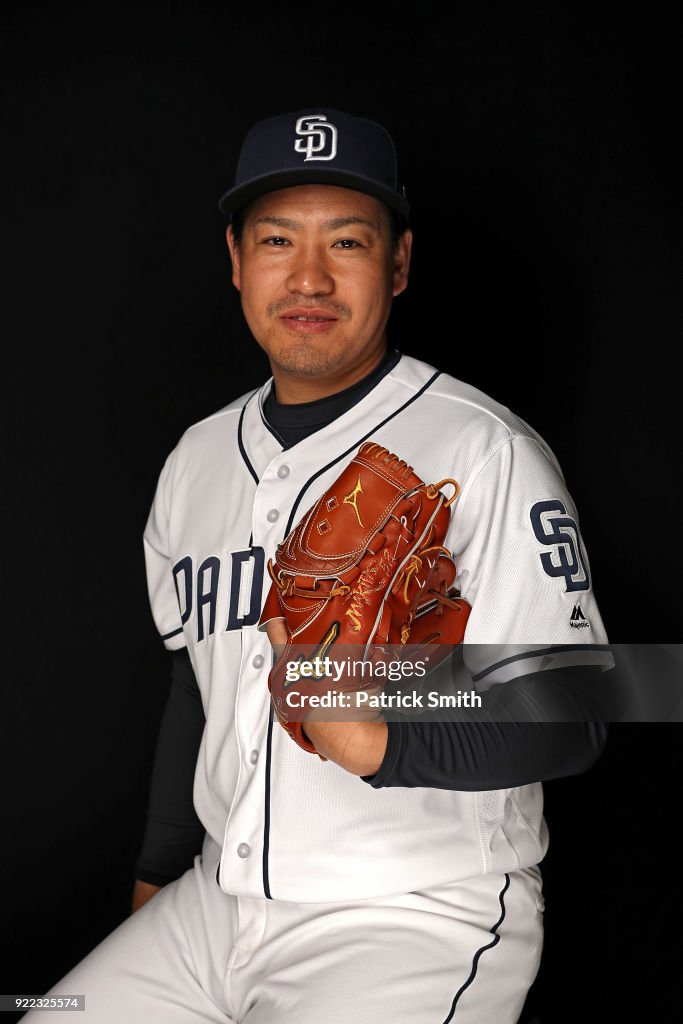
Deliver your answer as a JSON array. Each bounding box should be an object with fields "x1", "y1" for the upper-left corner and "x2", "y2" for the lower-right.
[{"x1": 144, "y1": 354, "x2": 610, "y2": 903}]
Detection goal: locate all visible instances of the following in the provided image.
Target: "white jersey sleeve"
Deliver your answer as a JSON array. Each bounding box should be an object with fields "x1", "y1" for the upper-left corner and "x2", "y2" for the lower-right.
[
  {"x1": 450, "y1": 431, "x2": 611, "y2": 684},
  {"x1": 143, "y1": 447, "x2": 187, "y2": 652}
]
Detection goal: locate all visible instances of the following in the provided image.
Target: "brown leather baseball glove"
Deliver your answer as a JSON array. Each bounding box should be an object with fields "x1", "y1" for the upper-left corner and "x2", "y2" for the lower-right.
[{"x1": 258, "y1": 441, "x2": 471, "y2": 753}]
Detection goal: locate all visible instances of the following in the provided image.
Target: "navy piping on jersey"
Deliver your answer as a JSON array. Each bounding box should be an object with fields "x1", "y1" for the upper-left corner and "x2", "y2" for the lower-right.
[
  {"x1": 262, "y1": 680, "x2": 277, "y2": 898},
  {"x1": 237, "y1": 391, "x2": 261, "y2": 485},
  {"x1": 440, "y1": 873, "x2": 510, "y2": 1023},
  {"x1": 258, "y1": 399, "x2": 287, "y2": 447},
  {"x1": 471, "y1": 644, "x2": 613, "y2": 682},
  {"x1": 161, "y1": 625, "x2": 184, "y2": 641},
  {"x1": 259, "y1": 369, "x2": 442, "y2": 899}
]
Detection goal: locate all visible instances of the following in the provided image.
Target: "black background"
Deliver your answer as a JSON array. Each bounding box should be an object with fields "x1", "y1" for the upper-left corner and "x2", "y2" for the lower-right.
[{"x1": 2, "y1": 2, "x2": 680, "y2": 1021}]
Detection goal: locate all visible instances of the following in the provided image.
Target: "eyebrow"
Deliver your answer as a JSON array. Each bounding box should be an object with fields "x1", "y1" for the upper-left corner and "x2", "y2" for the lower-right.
[{"x1": 253, "y1": 215, "x2": 380, "y2": 232}]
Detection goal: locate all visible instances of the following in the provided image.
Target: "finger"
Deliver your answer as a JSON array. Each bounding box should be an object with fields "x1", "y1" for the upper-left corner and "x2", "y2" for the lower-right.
[{"x1": 266, "y1": 619, "x2": 288, "y2": 647}]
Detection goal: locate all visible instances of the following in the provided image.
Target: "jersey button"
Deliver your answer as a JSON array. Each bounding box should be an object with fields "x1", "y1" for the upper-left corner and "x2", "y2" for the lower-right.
[
  {"x1": 252, "y1": 654, "x2": 264, "y2": 669},
  {"x1": 249, "y1": 749, "x2": 259, "y2": 764},
  {"x1": 277, "y1": 465, "x2": 290, "y2": 479},
  {"x1": 237, "y1": 843, "x2": 251, "y2": 859},
  {"x1": 267, "y1": 509, "x2": 279, "y2": 523}
]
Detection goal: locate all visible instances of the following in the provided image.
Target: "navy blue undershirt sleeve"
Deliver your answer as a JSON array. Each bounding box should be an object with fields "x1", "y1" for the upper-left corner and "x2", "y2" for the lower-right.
[
  {"x1": 361, "y1": 666, "x2": 610, "y2": 790},
  {"x1": 134, "y1": 649, "x2": 206, "y2": 886}
]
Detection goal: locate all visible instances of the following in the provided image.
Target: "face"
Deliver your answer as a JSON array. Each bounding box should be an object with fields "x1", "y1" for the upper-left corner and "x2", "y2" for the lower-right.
[{"x1": 226, "y1": 185, "x2": 412, "y2": 395}]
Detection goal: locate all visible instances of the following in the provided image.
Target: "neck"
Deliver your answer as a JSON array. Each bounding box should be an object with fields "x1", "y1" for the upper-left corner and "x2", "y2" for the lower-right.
[{"x1": 270, "y1": 344, "x2": 389, "y2": 405}]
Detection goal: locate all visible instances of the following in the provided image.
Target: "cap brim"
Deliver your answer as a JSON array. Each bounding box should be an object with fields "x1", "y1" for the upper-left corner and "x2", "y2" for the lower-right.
[{"x1": 218, "y1": 168, "x2": 410, "y2": 219}]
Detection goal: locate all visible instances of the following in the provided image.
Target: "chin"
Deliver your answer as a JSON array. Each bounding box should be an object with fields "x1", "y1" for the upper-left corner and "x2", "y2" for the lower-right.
[{"x1": 270, "y1": 345, "x2": 346, "y2": 379}]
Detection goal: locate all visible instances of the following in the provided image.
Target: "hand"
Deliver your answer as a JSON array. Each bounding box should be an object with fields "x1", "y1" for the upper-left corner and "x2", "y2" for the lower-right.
[
  {"x1": 265, "y1": 619, "x2": 388, "y2": 774},
  {"x1": 302, "y1": 717, "x2": 388, "y2": 777},
  {"x1": 131, "y1": 879, "x2": 161, "y2": 913}
]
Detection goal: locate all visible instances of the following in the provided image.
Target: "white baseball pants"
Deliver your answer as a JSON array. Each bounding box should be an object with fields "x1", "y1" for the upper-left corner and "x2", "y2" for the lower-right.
[{"x1": 22, "y1": 836, "x2": 543, "y2": 1023}]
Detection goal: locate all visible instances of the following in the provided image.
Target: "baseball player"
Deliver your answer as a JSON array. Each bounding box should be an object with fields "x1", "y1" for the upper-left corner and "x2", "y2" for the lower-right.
[{"x1": 24, "y1": 108, "x2": 612, "y2": 1023}]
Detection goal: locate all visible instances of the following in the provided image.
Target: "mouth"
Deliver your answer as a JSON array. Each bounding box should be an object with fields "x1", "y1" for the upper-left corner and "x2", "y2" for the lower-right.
[
  {"x1": 287, "y1": 315, "x2": 335, "y2": 321},
  {"x1": 279, "y1": 308, "x2": 339, "y2": 334}
]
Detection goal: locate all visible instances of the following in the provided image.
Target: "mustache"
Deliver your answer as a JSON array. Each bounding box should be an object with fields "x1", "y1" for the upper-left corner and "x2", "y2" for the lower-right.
[{"x1": 267, "y1": 297, "x2": 352, "y2": 320}]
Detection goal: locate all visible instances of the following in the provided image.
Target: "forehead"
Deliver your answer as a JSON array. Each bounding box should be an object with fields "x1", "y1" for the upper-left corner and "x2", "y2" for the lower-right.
[{"x1": 244, "y1": 184, "x2": 389, "y2": 229}]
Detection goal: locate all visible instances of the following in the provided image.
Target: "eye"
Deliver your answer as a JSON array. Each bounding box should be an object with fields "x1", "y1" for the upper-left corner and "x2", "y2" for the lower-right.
[
  {"x1": 333, "y1": 238, "x2": 361, "y2": 249},
  {"x1": 262, "y1": 236, "x2": 290, "y2": 247}
]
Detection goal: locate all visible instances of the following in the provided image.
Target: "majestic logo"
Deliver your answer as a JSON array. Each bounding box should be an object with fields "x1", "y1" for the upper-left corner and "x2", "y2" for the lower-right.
[
  {"x1": 570, "y1": 604, "x2": 590, "y2": 629},
  {"x1": 343, "y1": 475, "x2": 365, "y2": 527},
  {"x1": 529, "y1": 499, "x2": 590, "y2": 593},
  {"x1": 294, "y1": 114, "x2": 338, "y2": 162}
]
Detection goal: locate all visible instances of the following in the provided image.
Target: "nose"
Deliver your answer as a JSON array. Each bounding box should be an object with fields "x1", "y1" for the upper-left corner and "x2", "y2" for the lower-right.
[{"x1": 285, "y1": 244, "x2": 334, "y2": 296}]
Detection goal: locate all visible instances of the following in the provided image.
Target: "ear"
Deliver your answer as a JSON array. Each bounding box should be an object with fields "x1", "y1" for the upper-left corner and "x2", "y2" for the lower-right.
[
  {"x1": 392, "y1": 228, "x2": 413, "y2": 297},
  {"x1": 226, "y1": 225, "x2": 241, "y2": 291}
]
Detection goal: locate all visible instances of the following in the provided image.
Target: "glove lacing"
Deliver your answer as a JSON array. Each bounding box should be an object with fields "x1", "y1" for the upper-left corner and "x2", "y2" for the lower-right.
[{"x1": 267, "y1": 559, "x2": 351, "y2": 600}]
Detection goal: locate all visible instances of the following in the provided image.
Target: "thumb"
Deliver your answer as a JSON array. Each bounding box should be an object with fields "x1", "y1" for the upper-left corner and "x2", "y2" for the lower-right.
[{"x1": 266, "y1": 619, "x2": 288, "y2": 647}]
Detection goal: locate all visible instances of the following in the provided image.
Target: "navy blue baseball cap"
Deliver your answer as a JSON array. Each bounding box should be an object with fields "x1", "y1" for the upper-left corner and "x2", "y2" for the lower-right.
[{"x1": 218, "y1": 108, "x2": 410, "y2": 219}]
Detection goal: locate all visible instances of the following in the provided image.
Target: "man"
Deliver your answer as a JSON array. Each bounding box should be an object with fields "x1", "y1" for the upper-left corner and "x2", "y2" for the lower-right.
[{"x1": 25, "y1": 108, "x2": 612, "y2": 1023}]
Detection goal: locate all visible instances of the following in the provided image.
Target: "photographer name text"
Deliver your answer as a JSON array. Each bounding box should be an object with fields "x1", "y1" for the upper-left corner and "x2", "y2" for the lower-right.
[{"x1": 285, "y1": 689, "x2": 482, "y2": 709}]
